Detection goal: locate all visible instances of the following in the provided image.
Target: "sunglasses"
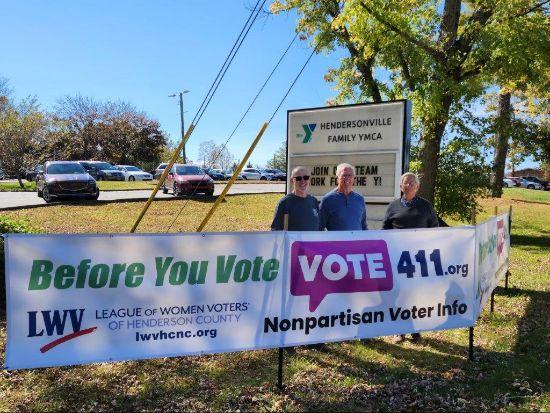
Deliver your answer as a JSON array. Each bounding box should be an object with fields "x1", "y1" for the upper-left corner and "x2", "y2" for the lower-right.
[{"x1": 293, "y1": 175, "x2": 310, "y2": 182}]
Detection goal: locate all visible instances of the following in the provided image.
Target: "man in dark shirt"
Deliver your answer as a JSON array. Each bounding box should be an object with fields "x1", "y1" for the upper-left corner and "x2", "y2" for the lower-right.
[
  {"x1": 383, "y1": 172, "x2": 438, "y2": 343},
  {"x1": 271, "y1": 166, "x2": 319, "y2": 231}
]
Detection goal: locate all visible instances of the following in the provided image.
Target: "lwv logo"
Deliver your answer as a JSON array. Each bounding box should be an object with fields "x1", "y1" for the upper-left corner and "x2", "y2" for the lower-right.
[
  {"x1": 27, "y1": 309, "x2": 97, "y2": 353},
  {"x1": 297, "y1": 124, "x2": 317, "y2": 143}
]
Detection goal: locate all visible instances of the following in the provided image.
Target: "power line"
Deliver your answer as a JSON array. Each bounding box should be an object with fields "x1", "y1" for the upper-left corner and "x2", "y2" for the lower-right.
[{"x1": 165, "y1": 32, "x2": 299, "y2": 232}]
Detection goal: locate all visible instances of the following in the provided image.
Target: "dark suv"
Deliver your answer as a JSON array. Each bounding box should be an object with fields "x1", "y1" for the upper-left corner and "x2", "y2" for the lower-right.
[
  {"x1": 37, "y1": 161, "x2": 99, "y2": 203},
  {"x1": 78, "y1": 161, "x2": 124, "y2": 181},
  {"x1": 521, "y1": 176, "x2": 549, "y2": 191},
  {"x1": 162, "y1": 164, "x2": 214, "y2": 197}
]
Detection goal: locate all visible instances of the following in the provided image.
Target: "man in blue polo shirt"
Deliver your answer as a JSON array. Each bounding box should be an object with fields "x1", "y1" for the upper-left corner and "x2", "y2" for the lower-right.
[{"x1": 319, "y1": 163, "x2": 367, "y2": 231}]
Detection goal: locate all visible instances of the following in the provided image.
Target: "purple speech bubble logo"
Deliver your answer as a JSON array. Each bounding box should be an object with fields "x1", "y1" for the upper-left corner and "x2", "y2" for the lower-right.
[{"x1": 290, "y1": 240, "x2": 393, "y2": 311}]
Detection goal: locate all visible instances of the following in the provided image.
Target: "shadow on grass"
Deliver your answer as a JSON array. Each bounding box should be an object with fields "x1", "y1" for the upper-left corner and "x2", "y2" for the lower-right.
[{"x1": 510, "y1": 234, "x2": 550, "y2": 249}]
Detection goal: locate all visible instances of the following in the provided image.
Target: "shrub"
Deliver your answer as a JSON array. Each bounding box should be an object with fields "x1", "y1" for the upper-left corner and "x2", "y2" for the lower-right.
[{"x1": 0, "y1": 216, "x2": 37, "y2": 310}]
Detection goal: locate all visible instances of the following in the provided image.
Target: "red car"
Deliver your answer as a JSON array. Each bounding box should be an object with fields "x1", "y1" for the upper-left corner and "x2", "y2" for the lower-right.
[{"x1": 162, "y1": 164, "x2": 214, "y2": 197}]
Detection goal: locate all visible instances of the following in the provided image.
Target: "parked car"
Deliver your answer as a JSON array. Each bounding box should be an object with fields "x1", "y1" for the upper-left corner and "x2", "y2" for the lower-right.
[
  {"x1": 0, "y1": 168, "x2": 5, "y2": 180},
  {"x1": 116, "y1": 165, "x2": 153, "y2": 181},
  {"x1": 205, "y1": 168, "x2": 227, "y2": 181},
  {"x1": 241, "y1": 168, "x2": 274, "y2": 180},
  {"x1": 521, "y1": 175, "x2": 549, "y2": 190},
  {"x1": 518, "y1": 177, "x2": 543, "y2": 190},
  {"x1": 506, "y1": 177, "x2": 522, "y2": 187},
  {"x1": 25, "y1": 165, "x2": 44, "y2": 182},
  {"x1": 77, "y1": 161, "x2": 124, "y2": 181},
  {"x1": 162, "y1": 164, "x2": 214, "y2": 197},
  {"x1": 264, "y1": 168, "x2": 286, "y2": 181},
  {"x1": 223, "y1": 169, "x2": 244, "y2": 180},
  {"x1": 37, "y1": 161, "x2": 99, "y2": 203},
  {"x1": 502, "y1": 178, "x2": 516, "y2": 188},
  {"x1": 153, "y1": 162, "x2": 169, "y2": 180}
]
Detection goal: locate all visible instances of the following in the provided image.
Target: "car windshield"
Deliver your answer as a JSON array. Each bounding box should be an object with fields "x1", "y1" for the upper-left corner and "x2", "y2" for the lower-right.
[
  {"x1": 175, "y1": 166, "x2": 204, "y2": 175},
  {"x1": 94, "y1": 162, "x2": 116, "y2": 170},
  {"x1": 125, "y1": 166, "x2": 141, "y2": 172},
  {"x1": 47, "y1": 163, "x2": 85, "y2": 174}
]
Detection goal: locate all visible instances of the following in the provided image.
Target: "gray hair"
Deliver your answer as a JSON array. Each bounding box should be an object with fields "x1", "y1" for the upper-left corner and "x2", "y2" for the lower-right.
[
  {"x1": 336, "y1": 163, "x2": 355, "y2": 177},
  {"x1": 400, "y1": 172, "x2": 420, "y2": 185},
  {"x1": 291, "y1": 166, "x2": 309, "y2": 178}
]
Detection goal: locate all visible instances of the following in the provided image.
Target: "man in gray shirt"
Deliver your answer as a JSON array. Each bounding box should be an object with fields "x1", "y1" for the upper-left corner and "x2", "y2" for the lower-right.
[{"x1": 271, "y1": 166, "x2": 319, "y2": 231}]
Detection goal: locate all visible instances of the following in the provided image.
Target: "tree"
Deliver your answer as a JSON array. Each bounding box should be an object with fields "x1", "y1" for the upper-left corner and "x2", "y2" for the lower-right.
[
  {"x1": 0, "y1": 98, "x2": 48, "y2": 187},
  {"x1": 198, "y1": 140, "x2": 218, "y2": 168},
  {"x1": 490, "y1": 92, "x2": 513, "y2": 197},
  {"x1": 266, "y1": 141, "x2": 287, "y2": 170},
  {"x1": 52, "y1": 95, "x2": 167, "y2": 167},
  {"x1": 273, "y1": 0, "x2": 549, "y2": 215},
  {"x1": 198, "y1": 140, "x2": 234, "y2": 169}
]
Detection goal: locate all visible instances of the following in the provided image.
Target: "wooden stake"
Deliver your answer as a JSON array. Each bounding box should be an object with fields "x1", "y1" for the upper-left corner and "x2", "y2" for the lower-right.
[
  {"x1": 196, "y1": 122, "x2": 269, "y2": 232},
  {"x1": 131, "y1": 124, "x2": 196, "y2": 233}
]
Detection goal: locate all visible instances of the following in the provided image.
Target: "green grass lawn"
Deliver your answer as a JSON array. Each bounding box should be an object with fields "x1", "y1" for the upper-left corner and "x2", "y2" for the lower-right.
[
  {"x1": 0, "y1": 192, "x2": 548, "y2": 411},
  {"x1": 502, "y1": 187, "x2": 549, "y2": 203}
]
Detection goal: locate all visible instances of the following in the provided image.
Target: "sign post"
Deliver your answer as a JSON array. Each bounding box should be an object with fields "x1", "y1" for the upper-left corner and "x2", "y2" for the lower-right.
[{"x1": 287, "y1": 100, "x2": 412, "y2": 228}]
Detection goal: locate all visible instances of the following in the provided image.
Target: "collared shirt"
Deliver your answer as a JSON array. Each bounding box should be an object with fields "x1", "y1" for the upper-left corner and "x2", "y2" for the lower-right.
[
  {"x1": 400, "y1": 196, "x2": 417, "y2": 208},
  {"x1": 383, "y1": 196, "x2": 439, "y2": 229},
  {"x1": 319, "y1": 189, "x2": 367, "y2": 231}
]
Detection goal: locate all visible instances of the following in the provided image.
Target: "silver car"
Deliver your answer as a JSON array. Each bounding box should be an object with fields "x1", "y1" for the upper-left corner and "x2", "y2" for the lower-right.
[
  {"x1": 518, "y1": 178, "x2": 543, "y2": 190},
  {"x1": 116, "y1": 165, "x2": 153, "y2": 181}
]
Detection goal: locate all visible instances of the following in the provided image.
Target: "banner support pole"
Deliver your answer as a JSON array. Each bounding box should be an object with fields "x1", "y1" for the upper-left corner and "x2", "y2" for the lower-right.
[
  {"x1": 469, "y1": 208, "x2": 476, "y2": 361},
  {"x1": 490, "y1": 206, "x2": 498, "y2": 313},
  {"x1": 468, "y1": 327, "x2": 475, "y2": 361},
  {"x1": 277, "y1": 214, "x2": 289, "y2": 391},
  {"x1": 506, "y1": 205, "x2": 513, "y2": 290}
]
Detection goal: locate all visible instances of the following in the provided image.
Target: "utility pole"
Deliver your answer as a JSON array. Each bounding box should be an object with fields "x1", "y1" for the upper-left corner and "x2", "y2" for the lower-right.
[
  {"x1": 179, "y1": 92, "x2": 185, "y2": 163},
  {"x1": 169, "y1": 90, "x2": 190, "y2": 163}
]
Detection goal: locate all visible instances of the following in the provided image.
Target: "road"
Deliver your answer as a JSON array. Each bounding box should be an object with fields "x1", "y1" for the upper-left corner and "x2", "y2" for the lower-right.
[{"x1": 0, "y1": 182, "x2": 286, "y2": 210}]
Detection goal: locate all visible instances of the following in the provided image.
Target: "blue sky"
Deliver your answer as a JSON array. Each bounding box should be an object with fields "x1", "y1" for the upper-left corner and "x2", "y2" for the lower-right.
[
  {"x1": 1, "y1": 0, "x2": 346, "y2": 167},
  {"x1": 0, "y1": 1, "x2": 537, "y2": 170}
]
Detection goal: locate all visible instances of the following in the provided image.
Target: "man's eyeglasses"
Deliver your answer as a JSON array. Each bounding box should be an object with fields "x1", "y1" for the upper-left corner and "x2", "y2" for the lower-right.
[{"x1": 293, "y1": 175, "x2": 310, "y2": 182}]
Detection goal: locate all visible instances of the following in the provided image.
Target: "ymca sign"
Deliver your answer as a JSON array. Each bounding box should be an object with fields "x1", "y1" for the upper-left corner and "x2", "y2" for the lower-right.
[{"x1": 287, "y1": 101, "x2": 412, "y2": 227}]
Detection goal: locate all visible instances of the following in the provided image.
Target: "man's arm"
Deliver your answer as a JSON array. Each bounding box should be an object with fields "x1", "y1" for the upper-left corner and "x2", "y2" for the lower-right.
[
  {"x1": 318, "y1": 197, "x2": 328, "y2": 231},
  {"x1": 270, "y1": 198, "x2": 286, "y2": 231},
  {"x1": 382, "y1": 204, "x2": 393, "y2": 229},
  {"x1": 427, "y1": 203, "x2": 439, "y2": 228},
  {"x1": 361, "y1": 203, "x2": 368, "y2": 230}
]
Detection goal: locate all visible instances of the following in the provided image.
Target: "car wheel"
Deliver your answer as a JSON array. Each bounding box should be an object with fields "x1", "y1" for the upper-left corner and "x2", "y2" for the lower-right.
[
  {"x1": 162, "y1": 184, "x2": 168, "y2": 194},
  {"x1": 242, "y1": 176, "x2": 247, "y2": 180},
  {"x1": 37, "y1": 186, "x2": 43, "y2": 197},
  {"x1": 503, "y1": 182, "x2": 509, "y2": 188},
  {"x1": 173, "y1": 184, "x2": 179, "y2": 196},
  {"x1": 527, "y1": 184, "x2": 534, "y2": 189},
  {"x1": 129, "y1": 176, "x2": 135, "y2": 181},
  {"x1": 260, "y1": 176, "x2": 267, "y2": 181},
  {"x1": 42, "y1": 187, "x2": 52, "y2": 203},
  {"x1": 97, "y1": 175, "x2": 103, "y2": 181},
  {"x1": 205, "y1": 190, "x2": 214, "y2": 197}
]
